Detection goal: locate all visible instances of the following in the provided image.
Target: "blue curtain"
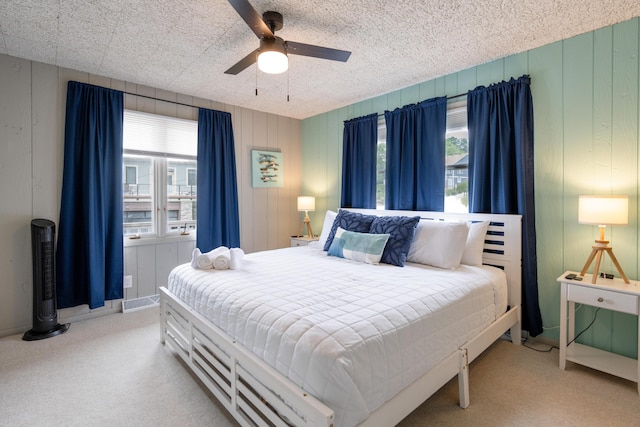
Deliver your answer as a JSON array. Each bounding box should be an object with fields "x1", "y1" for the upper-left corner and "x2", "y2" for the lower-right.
[
  {"x1": 384, "y1": 97, "x2": 447, "y2": 210},
  {"x1": 341, "y1": 113, "x2": 378, "y2": 208},
  {"x1": 56, "y1": 81, "x2": 124, "y2": 309},
  {"x1": 467, "y1": 75, "x2": 543, "y2": 336},
  {"x1": 197, "y1": 108, "x2": 240, "y2": 251}
]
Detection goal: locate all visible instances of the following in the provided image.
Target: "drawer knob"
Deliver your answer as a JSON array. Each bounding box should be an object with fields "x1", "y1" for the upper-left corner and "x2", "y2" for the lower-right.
[{"x1": 597, "y1": 297, "x2": 604, "y2": 302}]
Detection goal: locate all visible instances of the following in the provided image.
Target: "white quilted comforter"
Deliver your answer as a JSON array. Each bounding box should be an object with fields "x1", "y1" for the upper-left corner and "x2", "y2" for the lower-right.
[{"x1": 167, "y1": 243, "x2": 507, "y2": 426}]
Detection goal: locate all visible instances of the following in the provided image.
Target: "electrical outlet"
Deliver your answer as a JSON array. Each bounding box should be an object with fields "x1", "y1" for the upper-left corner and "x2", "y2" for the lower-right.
[{"x1": 123, "y1": 275, "x2": 133, "y2": 288}]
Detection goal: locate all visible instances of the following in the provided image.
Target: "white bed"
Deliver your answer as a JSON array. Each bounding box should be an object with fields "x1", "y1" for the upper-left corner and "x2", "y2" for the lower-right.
[{"x1": 159, "y1": 209, "x2": 522, "y2": 427}]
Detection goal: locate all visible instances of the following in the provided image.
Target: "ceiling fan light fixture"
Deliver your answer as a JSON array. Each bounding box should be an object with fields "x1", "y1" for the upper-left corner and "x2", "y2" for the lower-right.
[{"x1": 258, "y1": 38, "x2": 288, "y2": 74}]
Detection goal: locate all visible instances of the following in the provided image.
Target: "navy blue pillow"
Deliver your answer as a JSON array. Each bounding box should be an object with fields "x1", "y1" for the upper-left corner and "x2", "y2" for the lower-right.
[
  {"x1": 369, "y1": 215, "x2": 420, "y2": 266},
  {"x1": 323, "y1": 210, "x2": 377, "y2": 251}
]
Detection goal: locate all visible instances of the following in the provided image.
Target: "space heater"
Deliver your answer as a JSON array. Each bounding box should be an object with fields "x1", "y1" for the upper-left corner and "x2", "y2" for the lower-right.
[{"x1": 22, "y1": 219, "x2": 69, "y2": 341}]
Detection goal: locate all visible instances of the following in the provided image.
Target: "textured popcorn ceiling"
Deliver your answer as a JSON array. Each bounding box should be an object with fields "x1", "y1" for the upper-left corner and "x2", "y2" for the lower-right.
[{"x1": 1, "y1": 1, "x2": 639, "y2": 119}]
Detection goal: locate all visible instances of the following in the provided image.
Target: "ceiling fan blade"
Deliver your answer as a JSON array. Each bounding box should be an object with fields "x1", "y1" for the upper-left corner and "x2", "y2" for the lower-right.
[
  {"x1": 227, "y1": 0, "x2": 274, "y2": 39},
  {"x1": 224, "y1": 48, "x2": 259, "y2": 75},
  {"x1": 286, "y1": 41, "x2": 351, "y2": 62}
]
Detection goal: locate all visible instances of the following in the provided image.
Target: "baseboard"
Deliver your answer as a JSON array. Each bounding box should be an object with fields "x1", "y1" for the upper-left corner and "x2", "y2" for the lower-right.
[
  {"x1": 0, "y1": 325, "x2": 31, "y2": 339},
  {"x1": 58, "y1": 302, "x2": 121, "y2": 324},
  {"x1": 526, "y1": 334, "x2": 558, "y2": 349},
  {"x1": 500, "y1": 330, "x2": 558, "y2": 348}
]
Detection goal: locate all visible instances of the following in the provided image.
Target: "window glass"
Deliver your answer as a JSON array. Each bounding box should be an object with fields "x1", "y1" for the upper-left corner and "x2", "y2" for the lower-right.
[
  {"x1": 376, "y1": 116, "x2": 386, "y2": 209},
  {"x1": 167, "y1": 159, "x2": 197, "y2": 234},
  {"x1": 444, "y1": 100, "x2": 469, "y2": 213},
  {"x1": 123, "y1": 155, "x2": 153, "y2": 235}
]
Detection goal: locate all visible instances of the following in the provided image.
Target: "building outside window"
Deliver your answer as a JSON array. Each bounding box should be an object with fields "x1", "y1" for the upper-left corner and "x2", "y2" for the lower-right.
[{"x1": 122, "y1": 110, "x2": 198, "y2": 237}]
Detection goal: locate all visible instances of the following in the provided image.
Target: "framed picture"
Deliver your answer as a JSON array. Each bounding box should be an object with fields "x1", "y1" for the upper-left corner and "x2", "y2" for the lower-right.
[{"x1": 251, "y1": 150, "x2": 284, "y2": 188}]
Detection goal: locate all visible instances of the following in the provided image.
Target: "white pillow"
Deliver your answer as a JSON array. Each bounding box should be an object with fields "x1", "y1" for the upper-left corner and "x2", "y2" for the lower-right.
[
  {"x1": 461, "y1": 221, "x2": 490, "y2": 266},
  {"x1": 317, "y1": 210, "x2": 337, "y2": 248},
  {"x1": 407, "y1": 220, "x2": 470, "y2": 269}
]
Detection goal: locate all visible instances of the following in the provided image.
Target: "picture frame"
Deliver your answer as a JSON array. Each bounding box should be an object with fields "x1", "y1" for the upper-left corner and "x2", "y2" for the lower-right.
[{"x1": 251, "y1": 150, "x2": 284, "y2": 188}]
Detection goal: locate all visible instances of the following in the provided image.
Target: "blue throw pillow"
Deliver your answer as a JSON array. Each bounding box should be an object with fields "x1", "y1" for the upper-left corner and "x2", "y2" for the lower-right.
[
  {"x1": 323, "y1": 209, "x2": 377, "y2": 251},
  {"x1": 369, "y1": 215, "x2": 420, "y2": 266},
  {"x1": 327, "y1": 227, "x2": 390, "y2": 264}
]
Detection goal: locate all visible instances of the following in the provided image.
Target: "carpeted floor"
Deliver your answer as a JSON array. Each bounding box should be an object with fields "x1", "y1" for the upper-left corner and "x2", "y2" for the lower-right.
[{"x1": 1, "y1": 308, "x2": 639, "y2": 426}]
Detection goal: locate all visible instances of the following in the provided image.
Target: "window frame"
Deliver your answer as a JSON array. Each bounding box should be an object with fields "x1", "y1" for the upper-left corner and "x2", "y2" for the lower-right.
[{"x1": 122, "y1": 110, "x2": 198, "y2": 240}]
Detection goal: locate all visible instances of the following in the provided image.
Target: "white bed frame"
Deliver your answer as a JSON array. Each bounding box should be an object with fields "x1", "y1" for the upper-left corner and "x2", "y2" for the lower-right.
[{"x1": 159, "y1": 210, "x2": 522, "y2": 427}]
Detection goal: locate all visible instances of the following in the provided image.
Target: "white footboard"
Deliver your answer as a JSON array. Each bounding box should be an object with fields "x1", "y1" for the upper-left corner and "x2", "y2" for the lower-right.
[
  {"x1": 159, "y1": 287, "x2": 335, "y2": 427},
  {"x1": 160, "y1": 284, "x2": 520, "y2": 427}
]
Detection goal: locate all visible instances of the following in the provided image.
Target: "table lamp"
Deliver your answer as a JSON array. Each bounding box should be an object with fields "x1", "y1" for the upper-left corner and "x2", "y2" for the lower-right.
[
  {"x1": 297, "y1": 196, "x2": 315, "y2": 238},
  {"x1": 578, "y1": 195, "x2": 629, "y2": 284}
]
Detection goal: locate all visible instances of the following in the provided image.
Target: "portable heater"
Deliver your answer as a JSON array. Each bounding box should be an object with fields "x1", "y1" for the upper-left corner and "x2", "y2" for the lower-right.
[{"x1": 22, "y1": 219, "x2": 69, "y2": 341}]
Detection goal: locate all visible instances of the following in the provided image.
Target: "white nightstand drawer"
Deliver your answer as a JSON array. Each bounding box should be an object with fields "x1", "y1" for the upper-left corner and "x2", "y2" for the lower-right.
[
  {"x1": 290, "y1": 236, "x2": 318, "y2": 247},
  {"x1": 568, "y1": 284, "x2": 639, "y2": 315}
]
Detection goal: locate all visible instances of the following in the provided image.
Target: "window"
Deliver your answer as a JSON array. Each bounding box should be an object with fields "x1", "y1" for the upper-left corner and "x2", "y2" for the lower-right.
[
  {"x1": 168, "y1": 167, "x2": 176, "y2": 187},
  {"x1": 376, "y1": 116, "x2": 386, "y2": 209},
  {"x1": 444, "y1": 100, "x2": 469, "y2": 213},
  {"x1": 122, "y1": 155, "x2": 153, "y2": 235},
  {"x1": 187, "y1": 168, "x2": 196, "y2": 187},
  {"x1": 125, "y1": 165, "x2": 137, "y2": 185},
  {"x1": 123, "y1": 111, "x2": 198, "y2": 237},
  {"x1": 375, "y1": 100, "x2": 469, "y2": 212}
]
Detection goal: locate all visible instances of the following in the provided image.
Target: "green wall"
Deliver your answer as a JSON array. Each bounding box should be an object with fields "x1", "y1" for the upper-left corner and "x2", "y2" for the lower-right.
[{"x1": 301, "y1": 17, "x2": 640, "y2": 357}]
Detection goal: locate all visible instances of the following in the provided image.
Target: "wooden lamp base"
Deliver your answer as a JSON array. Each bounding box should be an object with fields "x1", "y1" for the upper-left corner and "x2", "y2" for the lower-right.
[
  {"x1": 299, "y1": 211, "x2": 314, "y2": 239},
  {"x1": 580, "y1": 240, "x2": 630, "y2": 284}
]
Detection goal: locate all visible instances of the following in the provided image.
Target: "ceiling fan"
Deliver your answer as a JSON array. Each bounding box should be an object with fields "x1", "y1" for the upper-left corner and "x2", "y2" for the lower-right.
[{"x1": 225, "y1": 0, "x2": 351, "y2": 75}]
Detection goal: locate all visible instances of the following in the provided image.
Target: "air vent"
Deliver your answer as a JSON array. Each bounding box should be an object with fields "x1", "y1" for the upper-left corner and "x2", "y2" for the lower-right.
[{"x1": 122, "y1": 294, "x2": 160, "y2": 313}]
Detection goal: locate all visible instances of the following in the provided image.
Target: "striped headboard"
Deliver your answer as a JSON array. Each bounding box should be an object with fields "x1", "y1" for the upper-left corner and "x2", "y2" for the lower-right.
[{"x1": 346, "y1": 209, "x2": 522, "y2": 309}]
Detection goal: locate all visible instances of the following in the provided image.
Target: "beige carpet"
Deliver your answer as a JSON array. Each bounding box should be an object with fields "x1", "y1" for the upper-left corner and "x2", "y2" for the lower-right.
[{"x1": 1, "y1": 308, "x2": 639, "y2": 426}]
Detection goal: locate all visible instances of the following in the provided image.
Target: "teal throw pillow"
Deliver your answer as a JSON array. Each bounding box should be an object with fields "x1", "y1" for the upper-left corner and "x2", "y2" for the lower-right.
[{"x1": 327, "y1": 227, "x2": 390, "y2": 265}]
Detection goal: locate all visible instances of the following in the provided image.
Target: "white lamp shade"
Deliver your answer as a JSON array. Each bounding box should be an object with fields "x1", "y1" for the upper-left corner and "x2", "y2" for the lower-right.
[
  {"x1": 258, "y1": 51, "x2": 288, "y2": 74},
  {"x1": 297, "y1": 196, "x2": 315, "y2": 211},
  {"x1": 578, "y1": 195, "x2": 628, "y2": 225}
]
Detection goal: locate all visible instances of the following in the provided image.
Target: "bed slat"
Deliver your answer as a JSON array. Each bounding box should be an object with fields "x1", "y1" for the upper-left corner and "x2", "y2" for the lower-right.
[{"x1": 159, "y1": 287, "x2": 335, "y2": 427}]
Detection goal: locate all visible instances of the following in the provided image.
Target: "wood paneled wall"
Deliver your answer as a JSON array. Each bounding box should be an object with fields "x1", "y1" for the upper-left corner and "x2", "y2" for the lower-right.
[
  {"x1": 302, "y1": 18, "x2": 640, "y2": 358},
  {"x1": 0, "y1": 54, "x2": 301, "y2": 336}
]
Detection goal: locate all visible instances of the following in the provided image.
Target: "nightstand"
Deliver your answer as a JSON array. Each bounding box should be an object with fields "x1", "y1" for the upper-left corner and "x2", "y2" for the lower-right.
[
  {"x1": 558, "y1": 271, "x2": 640, "y2": 392},
  {"x1": 290, "y1": 236, "x2": 318, "y2": 247}
]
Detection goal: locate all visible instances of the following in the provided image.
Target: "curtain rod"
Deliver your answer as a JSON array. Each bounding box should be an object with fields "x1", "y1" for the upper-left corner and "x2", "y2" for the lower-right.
[
  {"x1": 123, "y1": 89, "x2": 468, "y2": 117},
  {"x1": 447, "y1": 92, "x2": 467, "y2": 101},
  {"x1": 123, "y1": 91, "x2": 200, "y2": 110},
  {"x1": 376, "y1": 91, "x2": 466, "y2": 117}
]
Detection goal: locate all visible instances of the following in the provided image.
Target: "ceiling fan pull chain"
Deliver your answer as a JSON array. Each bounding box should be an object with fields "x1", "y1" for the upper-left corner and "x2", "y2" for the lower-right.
[{"x1": 287, "y1": 69, "x2": 290, "y2": 102}]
